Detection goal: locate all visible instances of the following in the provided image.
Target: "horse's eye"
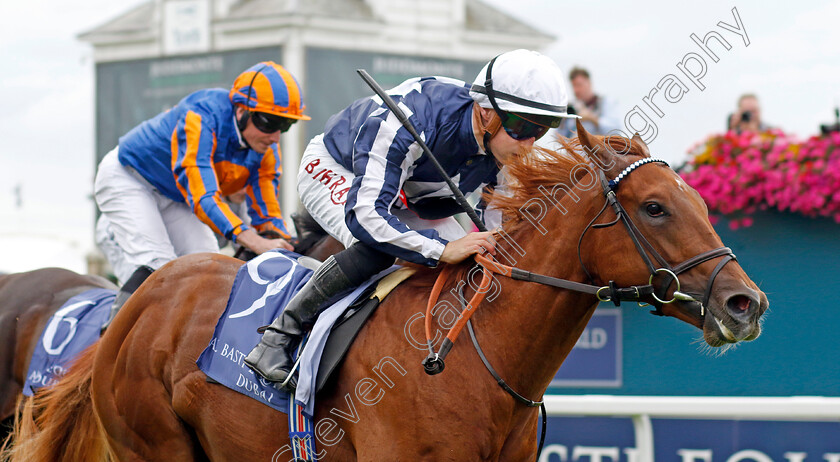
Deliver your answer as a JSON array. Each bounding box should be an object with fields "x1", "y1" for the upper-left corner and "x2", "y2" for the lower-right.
[{"x1": 646, "y1": 202, "x2": 665, "y2": 217}]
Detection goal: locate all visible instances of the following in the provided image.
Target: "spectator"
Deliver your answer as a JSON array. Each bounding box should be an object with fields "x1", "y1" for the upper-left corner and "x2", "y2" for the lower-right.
[
  {"x1": 728, "y1": 93, "x2": 769, "y2": 133},
  {"x1": 557, "y1": 67, "x2": 621, "y2": 138}
]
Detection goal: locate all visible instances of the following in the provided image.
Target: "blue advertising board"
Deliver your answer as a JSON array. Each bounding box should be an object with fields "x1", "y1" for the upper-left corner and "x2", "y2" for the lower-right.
[
  {"x1": 539, "y1": 417, "x2": 840, "y2": 461},
  {"x1": 552, "y1": 308, "x2": 622, "y2": 387}
]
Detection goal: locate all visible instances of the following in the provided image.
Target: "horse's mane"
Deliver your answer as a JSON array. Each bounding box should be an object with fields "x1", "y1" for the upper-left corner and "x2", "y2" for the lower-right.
[
  {"x1": 403, "y1": 134, "x2": 650, "y2": 287},
  {"x1": 485, "y1": 135, "x2": 648, "y2": 236}
]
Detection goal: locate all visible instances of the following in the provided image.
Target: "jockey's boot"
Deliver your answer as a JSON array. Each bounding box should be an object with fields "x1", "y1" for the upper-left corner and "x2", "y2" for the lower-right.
[
  {"x1": 244, "y1": 255, "x2": 353, "y2": 391},
  {"x1": 100, "y1": 265, "x2": 154, "y2": 333}
]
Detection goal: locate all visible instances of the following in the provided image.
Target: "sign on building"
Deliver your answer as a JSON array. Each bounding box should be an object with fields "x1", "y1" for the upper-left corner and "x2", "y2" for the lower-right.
[
  {"x1": 304, "y1": 48, "x2": 485, "y2": 141},
  {"x1": 94, "y1": 48, "x2": 281, "y2": 162},
  {"x1": 163, "y1": 0, "x2": 211, "y2": 55}
]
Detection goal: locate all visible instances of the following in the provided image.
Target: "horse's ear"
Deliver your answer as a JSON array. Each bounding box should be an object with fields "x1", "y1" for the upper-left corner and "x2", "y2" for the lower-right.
[
  {"x1": 576, "y1": 119, "x2": 615, "y2": 173},
  {"x1": 631, "y1": 132, "x2": 651, "y2": 158}
]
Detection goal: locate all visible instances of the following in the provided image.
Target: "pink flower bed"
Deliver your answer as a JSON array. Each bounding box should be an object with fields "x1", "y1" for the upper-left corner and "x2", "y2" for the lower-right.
[{"x1": 679, "y1": 130, "x2": 840, "y2": 228}]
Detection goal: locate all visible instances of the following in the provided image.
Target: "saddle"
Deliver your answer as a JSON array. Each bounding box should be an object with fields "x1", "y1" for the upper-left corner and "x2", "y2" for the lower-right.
[
  {"x1": 313, "y1": 267, "x2": 415, "y2": 392},
  {"x1": 203, "y1": 265, "x2": 415, "y2": 396}
]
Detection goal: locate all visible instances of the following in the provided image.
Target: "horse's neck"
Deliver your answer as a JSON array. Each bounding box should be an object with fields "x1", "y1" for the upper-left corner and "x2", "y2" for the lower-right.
[{"x1": 472, "y1": 191, "x2": 603, "y2": 398}]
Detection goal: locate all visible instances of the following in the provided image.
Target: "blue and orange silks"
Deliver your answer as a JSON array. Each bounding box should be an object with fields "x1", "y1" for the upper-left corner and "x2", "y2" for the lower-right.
[
  {"x1": 118, "y1": 89, "x2": 290, "y2": 241},
  {"x1": 229, "y1": 62, "x2": 310, "y2": 121}
]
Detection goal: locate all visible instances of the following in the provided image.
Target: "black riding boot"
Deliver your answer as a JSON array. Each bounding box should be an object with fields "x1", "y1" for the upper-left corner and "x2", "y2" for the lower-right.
[
  {"x1": 101, "y1": 265, "x2": 154, "y2": 332},
  {"x1": 244, "y1": 255, "x2": 354, "y2": 391}
]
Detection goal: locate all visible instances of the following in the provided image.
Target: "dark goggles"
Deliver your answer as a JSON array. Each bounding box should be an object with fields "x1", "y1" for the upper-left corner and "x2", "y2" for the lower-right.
[
  {"x1": 500, "y1": 112, "x2": 563, "y2": 141},
  {"x1": 251, "y1": 111, "x2": 296, "y2": 134}
]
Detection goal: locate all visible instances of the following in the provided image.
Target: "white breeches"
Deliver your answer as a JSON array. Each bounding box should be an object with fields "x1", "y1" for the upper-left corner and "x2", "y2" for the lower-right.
[{"x1": 94, "y1": 148, "x2": 219, "y2": 285}]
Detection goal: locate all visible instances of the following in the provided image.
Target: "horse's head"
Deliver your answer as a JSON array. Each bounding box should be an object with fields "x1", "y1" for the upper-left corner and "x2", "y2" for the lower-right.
[{"x1": 573, "y1": 122, "x2": 768, "y2": 348}]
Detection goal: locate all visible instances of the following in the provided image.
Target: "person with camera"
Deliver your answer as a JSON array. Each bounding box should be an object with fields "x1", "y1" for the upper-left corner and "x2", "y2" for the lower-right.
[
  {"x1": 554, "y1": 66, "x2": 620, "y2": 139},
  {"x1": 728, "y1": 93, "x2": 769, "y2": 133},
  {"x1": 94, "y1": 61, "x2": 306, "y2": 328}
]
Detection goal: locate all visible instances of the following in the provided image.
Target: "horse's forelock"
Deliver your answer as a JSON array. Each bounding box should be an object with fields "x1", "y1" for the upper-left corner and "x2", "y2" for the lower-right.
[{"x1": 573, "y1": 134, "x2": 652, "y2": 169}]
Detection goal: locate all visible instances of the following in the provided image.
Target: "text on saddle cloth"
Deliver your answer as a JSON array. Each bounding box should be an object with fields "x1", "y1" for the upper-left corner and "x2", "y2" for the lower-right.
[
  {"x1": 196, "y1": 249, "x2": 404, "y2": 416},
  {"x1": 24, "y1": 288, "x2": 116, "y2": 396}
]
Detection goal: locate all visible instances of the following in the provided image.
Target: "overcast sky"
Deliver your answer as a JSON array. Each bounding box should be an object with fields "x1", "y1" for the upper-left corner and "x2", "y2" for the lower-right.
[{"x1": 0, "y1": 0, "x2": 837, "y2": 274}]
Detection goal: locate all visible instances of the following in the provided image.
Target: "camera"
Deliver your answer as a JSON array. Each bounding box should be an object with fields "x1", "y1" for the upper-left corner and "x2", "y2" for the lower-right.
[
  {"x1": 819, "y1": 107, "x2": 840, "y2": 135},
  {"x1": 741, "y1": 111, "x2": 752, "y2": 123}
]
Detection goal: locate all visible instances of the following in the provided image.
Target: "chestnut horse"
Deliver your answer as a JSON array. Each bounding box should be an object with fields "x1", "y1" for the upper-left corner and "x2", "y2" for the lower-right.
[
  {"x1": 0, "y1": 233, "x2": 341, "y2": 445},
  {"x1": 5, "y1": 127, "x2": 768, "y2": 461},
  {"x1": 0, "y1": 268, "x2": 115, "y2": 438}
]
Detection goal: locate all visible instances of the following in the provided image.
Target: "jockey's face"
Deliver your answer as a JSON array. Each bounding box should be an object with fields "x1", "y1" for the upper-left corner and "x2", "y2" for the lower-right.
[
  {"x1": 236, "y1": 107, "x2": 282, "y2": 154},
  {"x1": 476, "y1": 106, "x2": 535, "y2": 166},
  {"x1": 488, "y1": 120, "x2": 535, "y2": 167}
]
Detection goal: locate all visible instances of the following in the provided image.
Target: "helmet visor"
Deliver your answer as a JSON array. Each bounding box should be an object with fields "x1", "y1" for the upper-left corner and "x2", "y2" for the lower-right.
[
  {"x1": 252, "y1": 112, "x2": 295, "y2": 134},
  {"x1": 501, "y1": 112, "x2": 562, "y2": 141}
]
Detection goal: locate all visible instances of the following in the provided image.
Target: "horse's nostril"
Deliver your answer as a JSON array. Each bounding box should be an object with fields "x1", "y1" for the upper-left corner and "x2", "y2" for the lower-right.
[{"x1": 727, "y1": 294, "x2": 752, "y2": 315}]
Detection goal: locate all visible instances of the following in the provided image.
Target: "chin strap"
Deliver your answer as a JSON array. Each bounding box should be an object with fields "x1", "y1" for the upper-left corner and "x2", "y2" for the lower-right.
[
  {"x1": 482, "y1": 131, "x2": 494, "y2": 157},
  {"x1": 476, "y1": 105, "x2": 503, "y2": 156}
]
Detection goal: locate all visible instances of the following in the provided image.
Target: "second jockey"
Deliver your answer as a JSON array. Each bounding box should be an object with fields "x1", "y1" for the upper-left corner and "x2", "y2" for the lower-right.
[{"x1": 95, "y1": 61, "x2": 309, "y2": 328}]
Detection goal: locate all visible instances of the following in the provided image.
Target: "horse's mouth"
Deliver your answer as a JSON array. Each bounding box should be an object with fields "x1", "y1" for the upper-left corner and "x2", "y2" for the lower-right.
[
  {"x1": 664, "y1": 295, "x2": 704, "y2": 328},
  {"x1": 667, "y1": 295, "x2": 761, "y2": 347},
  {"x1": 704, "y1": 301, "x2": 763, "y2": 347},
  {"x1": 710, "y1": 315, "x2": 737, "y2": 342}
]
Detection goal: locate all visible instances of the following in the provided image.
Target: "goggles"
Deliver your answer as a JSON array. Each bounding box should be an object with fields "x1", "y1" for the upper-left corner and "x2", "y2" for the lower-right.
[
  {"x1": 251, "y1": 112, "x2": 295, "y2": 134},
  {"x1": 500, "y1": 112, "x2": 562, "y2": 141}
]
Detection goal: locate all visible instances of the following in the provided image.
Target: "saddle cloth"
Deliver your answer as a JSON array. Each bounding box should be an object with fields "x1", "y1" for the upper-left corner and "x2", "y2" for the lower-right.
[
  {"x1": 23, "y1": 288, "x2": 116, "y2": 396},
  {"x1": 196, "y1": 249, "x2": 413, "y2": 417}
]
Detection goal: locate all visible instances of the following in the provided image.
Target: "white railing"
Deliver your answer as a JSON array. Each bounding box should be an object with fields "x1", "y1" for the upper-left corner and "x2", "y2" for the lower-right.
[{"x1": 543, "y1": 395, "x2": 840, "y2": 462}]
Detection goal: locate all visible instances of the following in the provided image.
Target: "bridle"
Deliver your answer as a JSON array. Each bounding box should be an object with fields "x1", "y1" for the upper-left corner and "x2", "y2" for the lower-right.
[
  {"x1": 421, "y1": 154, "x2": 736, "y2": 460},
  {"x1": 423, "y1": 155, "x2": 737, "y2": 371},
  {"x1": 581, "y1": 157, "x2": 736, "y2": 312}
]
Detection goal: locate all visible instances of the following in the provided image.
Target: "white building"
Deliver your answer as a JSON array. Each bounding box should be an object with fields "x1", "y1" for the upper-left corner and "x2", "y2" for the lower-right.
[{"x1": 79, "y1": 0, "x2": 554, "y2": 222}]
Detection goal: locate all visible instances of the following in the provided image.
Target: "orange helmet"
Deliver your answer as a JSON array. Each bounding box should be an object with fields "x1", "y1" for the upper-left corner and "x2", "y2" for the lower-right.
[{"x1": 229, "y1": 61, "x2": 311, "y2": 120}]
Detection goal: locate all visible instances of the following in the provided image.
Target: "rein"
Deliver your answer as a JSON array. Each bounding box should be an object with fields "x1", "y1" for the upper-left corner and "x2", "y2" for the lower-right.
[{"x1": 420, "y1": 156, "x2": 737, "y2": 459}]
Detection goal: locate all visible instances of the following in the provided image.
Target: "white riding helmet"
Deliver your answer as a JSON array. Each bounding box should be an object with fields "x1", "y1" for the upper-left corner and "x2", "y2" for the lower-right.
[{"x1": 469, "y1": 49, "x2": 574, "y2": 119}]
